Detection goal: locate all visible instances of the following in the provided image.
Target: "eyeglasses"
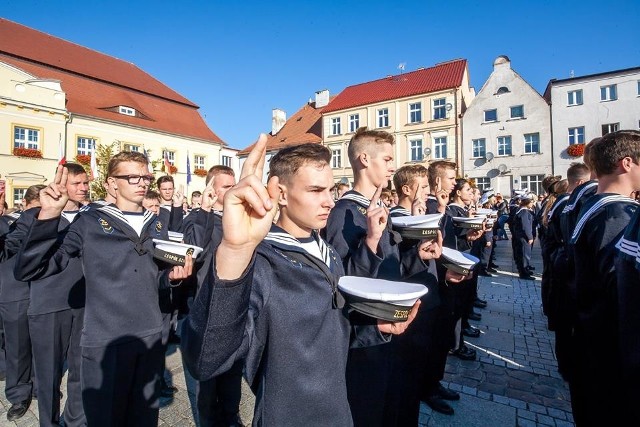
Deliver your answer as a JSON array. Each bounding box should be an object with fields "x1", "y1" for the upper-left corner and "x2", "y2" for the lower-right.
[{"x1": 112, "y1": 175, "x2": 154, "y2": 185}]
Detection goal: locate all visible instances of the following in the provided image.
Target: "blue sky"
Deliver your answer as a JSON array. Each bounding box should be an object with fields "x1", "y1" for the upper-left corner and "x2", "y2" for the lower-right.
[{"x1": 2, "y1": 0, "x2": 638, "y2": 150}]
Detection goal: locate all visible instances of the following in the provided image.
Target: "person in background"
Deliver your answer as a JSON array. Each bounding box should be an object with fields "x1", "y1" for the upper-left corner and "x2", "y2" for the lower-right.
[{"x1": 142, "y1": 190, "x2": 161, "y2": 216}]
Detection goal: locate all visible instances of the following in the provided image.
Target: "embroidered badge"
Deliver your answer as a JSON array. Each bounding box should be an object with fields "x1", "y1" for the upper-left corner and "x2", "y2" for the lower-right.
[
  {"x1": 98, "y1": 217, "x2": 113, "y2": 234},
  {"x1": 155, "y1": 221, "x2": 163, "y2": 233},
  {"x1": 357, "y1": 206, "x2": 367, "y2": 216},
  {"x1": 186, "y1": 247, "x2": 194, "y2": 256}
]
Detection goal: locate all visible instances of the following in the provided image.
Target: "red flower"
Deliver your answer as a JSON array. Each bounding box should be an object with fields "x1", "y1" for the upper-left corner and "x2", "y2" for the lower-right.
[
  {"x1": 75, "y1": 154, "x2": 91, "y2": 165},
  {"x1": 567, "y1": 143, "x2": 585, "y2": 157},
  {"x1": 13, "y1": 147, "x2": 43, "y2": 158},
  {"x1": 194, "y1": 168, "x2": 208, "y2": 177},
  {"x1": 169, "y1": 165, "x2": 178, "y2": 174}
]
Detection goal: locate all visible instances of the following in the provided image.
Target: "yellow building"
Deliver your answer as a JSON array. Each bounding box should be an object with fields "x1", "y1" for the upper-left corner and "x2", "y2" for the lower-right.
[
  {"x1": 321, "y1": 59, "x2": 475, "y2": 184},
  {"x1": 0, "y1": 18, "x2": 225, "y2": 207}
]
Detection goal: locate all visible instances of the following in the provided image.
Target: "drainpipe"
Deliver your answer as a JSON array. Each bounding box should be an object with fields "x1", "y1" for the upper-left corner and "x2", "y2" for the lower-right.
[
  {"x1": 64, "y1": 113, "x2": 73, "y2": 161},
  {"x1": 454, "y1": 89, "x2": 461, "y2": 175}
]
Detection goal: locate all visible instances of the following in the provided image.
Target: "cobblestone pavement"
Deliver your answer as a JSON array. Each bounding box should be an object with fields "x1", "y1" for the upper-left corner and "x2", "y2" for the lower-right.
[{"x1": 0, "y1": 237, "x2": 572, "y2": 426}]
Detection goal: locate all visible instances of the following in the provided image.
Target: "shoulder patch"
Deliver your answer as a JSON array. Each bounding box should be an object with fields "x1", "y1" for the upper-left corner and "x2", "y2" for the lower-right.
[
  {"x1": 98, "y1": 217, "x2": 114, "y2": 234},
  {"x1": 357, "y1": 206, "x2": 367, "y2": 216},
  {"x1": 155, "y1": 221, "x2": 163, "y2": 233}
]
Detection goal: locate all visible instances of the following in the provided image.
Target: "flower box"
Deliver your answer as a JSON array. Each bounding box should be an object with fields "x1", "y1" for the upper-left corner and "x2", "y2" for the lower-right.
[
  {"x1": 76, "y1": 154, "x2": 91, "y2": 165},
  {"x1": 567, "y1": 143, "x2": 585, "y2": 157},
  {"x1": 13, "y1": 147, "x2": 43, "y2": 158},
  {"x1": 168, "y1": 165, "x2": 178, "y2": 175},
  {"x1": 194, "y1": 168, "x2": 208, "y2": 177}
]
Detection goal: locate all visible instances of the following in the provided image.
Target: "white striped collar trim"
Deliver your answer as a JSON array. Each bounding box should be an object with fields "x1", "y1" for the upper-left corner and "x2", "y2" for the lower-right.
[
  {"x1": 571, "y1": 195, "x2": 637, "y2": 242},
  {"x1": 562, "y1": 181, "x2": 598, "y2": 214},
  {"x1": 265, "y1": 229, "x2": 332, "y2": 267},
  {"x1": 340, "y1": 191, "x2": 383, "y2": 208},
  {"x1": 390, "y1": 206, "x2": 411, "y2": 216},
  {"x1": 97, "y1": 205, "x2": 156, "y2": 229},
  {"x1": 516, "y1": 207, "x2": 531, "y2": 216},
  {"x1": 548, "y1": 194, "x2": 570, "y2": 218},
  {"x1": 6, "y1": 211, "x2": 21, "y2": 220}
]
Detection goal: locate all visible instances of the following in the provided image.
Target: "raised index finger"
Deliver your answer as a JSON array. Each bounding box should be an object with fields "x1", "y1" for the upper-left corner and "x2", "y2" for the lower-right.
[
  {"x1": 53, "y1": 164, "x2": 65, "y2": 186},
  {"x1": 369, "y1": 185, "x2": 383, "y2": 209},
  {"x1": 240, "y1": 134, "x2": 268, "y2": 180}
]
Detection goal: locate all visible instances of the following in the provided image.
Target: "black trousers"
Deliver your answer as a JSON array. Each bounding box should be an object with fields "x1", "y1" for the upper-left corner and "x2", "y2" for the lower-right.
[
  {"x1": 0, "y1": 299, "x2": 33, "y2": 404},
  {"x1": 29, "y1": 308, "x2": 84, "y2": 427},
  {"x1": 197, "y1": 359, "x2": 244, "y2": 426},
  {"x1": 81, "y1": 332, "x2": 165, "y2": 427}
]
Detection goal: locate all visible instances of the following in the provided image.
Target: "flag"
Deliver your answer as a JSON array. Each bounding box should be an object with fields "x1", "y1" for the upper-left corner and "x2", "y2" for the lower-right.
[
  {"x1": 186, "y1": 151, "x2": 192, "y2": 185},
  {"x1": 57, "y1": 134, "x2": 66, "y2": 165},
  {"x1": 143, "y1": 148, "x2": 153, "y2": 174},
  {"x1": 90, "y1": 148, "x2": 99, "y2": 180},
  {"x1": 164, "y1": 151, "x2": 172, "y2": 175}
]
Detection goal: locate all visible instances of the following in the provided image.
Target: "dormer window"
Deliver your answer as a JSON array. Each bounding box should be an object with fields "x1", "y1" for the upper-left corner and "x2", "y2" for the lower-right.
[
  {"x1": 495, "y1": 86, "x2": 510, "y2": 95},
  {"x1": 119, "y1": 106, "x2": 136, "y2": 116}
]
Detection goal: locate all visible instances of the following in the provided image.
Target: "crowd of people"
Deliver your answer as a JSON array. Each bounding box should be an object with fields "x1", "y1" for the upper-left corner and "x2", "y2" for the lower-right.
[{"x1": 0, "y1": 128, "x2": 638, "y2": 426}]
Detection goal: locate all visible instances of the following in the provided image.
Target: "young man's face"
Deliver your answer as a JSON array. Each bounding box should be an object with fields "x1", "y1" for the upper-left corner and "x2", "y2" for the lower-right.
[
  {"x1": 438, "y1": 168, "x2": 457, "y2": 193},
  {"x1": 142, "y1": 197, "x2": 160, "y2": 215},
  {"x1": 278, "y1": 162, "x2": 335, "y2": 237},
  {"x1": 212, "y1": 174, "x2": 236, "y2": 203},
  {"x1": 410, "y1": 176, "x2": 429, "y2": 203},
  {"x1": 191, "y1": 194, "x2": 202, "y2": 207},
  {"x1": 111, "y1": 162, "x2": 151, "y2": 207},
  {"x1": 366, "y1": 143, "x2": 395, "y2": 187},
  {"x1": 158, "y1": 181, "x2": 174, "y2": 202},
  {"x1": 66, "y1": 172, "x2": 90, "y2": 203}
]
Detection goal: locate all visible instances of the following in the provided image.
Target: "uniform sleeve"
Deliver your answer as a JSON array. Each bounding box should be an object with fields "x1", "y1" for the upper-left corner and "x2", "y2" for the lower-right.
[
  {"x1": 182, "y1": 209, "x2": 214, "y2": 248},
  {"x1": 181, "y1": 250, "x2": 263, "y2": 381},
  {"x1": 616, "y1": 253, "x2": 640, "y2": 400},
  {"x1": 169, "y1": 206, "x2": 184, "y2": 232},
  {"x1": 523, "y1": 212, "x2": 534, "y2": 240},
  {"x1": 14, "y1": 216, "x2": 83, "y2": 281}
]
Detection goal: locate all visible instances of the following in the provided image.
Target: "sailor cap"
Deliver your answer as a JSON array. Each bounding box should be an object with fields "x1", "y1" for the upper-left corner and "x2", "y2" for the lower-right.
[{"x1": 152, "y1": 239, "x2": 203, "y2": 266}]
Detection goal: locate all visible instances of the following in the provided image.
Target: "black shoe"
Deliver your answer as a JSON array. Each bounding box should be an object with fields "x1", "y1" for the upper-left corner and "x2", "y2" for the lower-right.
[
  {"x1": 168, "y1": 333, "x2": 181, "y2": 344},
  {"x1": 462, "y1": 326, "x2": 481, "y2": 338},
  {"x1": 450, "y1": 346, "x2": 476, "y2": 361},
  {"x1": 473, "y1": 298, "x2": 487, "y2": 308},
  {"x1": 489, "y1": 263, "x2": 500, "y2": 269},
  {"x1": 423, "y1": 395, "x2": 454, "y2": 415},
  {"x1": 7, "y1": 398, "x2": 31, "y2": 421},
  {"x1": 478, "y1": 271, "x2": 494, "y2": 277},
  {"x1": 0, "y1": 371, "x2": 5, "y2": 381},
  {"x1": 519, "y1": 274, "x2": 535, "y2": 281},
  {"x1": 468, "y1": 311, "x2": 482, "y2": 321},
  {"x1": 486, "y1": 267, "x2": 498, "y2": 273},
  {"x1": 526, "y1": 266, "x2": 535, "y2": 271},
  {"x1": 435, "y1": 383, "x2": 460, "y2": 401},
  {"x1": 160, "y1": 384, "x2": 178, "y2": 398}
]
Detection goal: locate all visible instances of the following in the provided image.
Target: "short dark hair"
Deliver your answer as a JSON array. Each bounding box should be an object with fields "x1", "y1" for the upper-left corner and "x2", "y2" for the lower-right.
[
  {"x1": 63, "y1": 162, "x2": 87, "y2": 176},
  {"x1": 144, "y1": 190, "x2": 160, "y2": 201},
  {"x1": 450, "y1": 178, "x2": 470, "y2": 200},
  {"x1": 108, "y1": 151, "x2": 148, "y2": 177},
  {"x1": 347, "y1": 127, "x2": 395, "y2": 166},
  {"x1": 566, "y1": 162, "x2": 590, "y2": 185},
  {"x1": 205, "y1": 165, "x2": 235, "y2": 185},
  {"x1": 588, "y1": 130, "x2": 640, "y2": 177},
  {"x1": 427, "y1": 161, "x2": 456, "y2": 189},
  {"x1": 191, "y1": 191, "x2": 202, "y2": 198},
  {"x1": 268, "y1": 143, "x2": 331, "y2": 184},
  {"x1": 156, "y1": 175, "x2": 174, "y2": 187}
]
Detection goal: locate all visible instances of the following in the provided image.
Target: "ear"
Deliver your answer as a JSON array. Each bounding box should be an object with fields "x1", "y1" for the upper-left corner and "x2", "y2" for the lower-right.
[
  {"x1": 277, "y1": 183, "x2": 288, "y2": 206},
  {"x1": 621, "y1": 156, "x2": 634, "y2": 172},
  {"x1": 359, "y1": 152, "x2": 369, "y2": 168},
  {"x1": 401, "y1": 184, "x2": 412, "y2": 197}
]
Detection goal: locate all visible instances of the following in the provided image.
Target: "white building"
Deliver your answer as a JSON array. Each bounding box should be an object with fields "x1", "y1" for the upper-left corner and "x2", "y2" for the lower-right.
[
  {"x1": 544, "y1": 66, "x2": 640, "y2": 176},
  {"x1": 462, "y1": 56, "x2": 552, "y2": 196}
]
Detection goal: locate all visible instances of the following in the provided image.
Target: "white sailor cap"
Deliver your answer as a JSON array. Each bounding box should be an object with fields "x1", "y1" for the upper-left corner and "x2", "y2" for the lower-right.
[
  {"x1": 474, "y1": 208, "x2": 496, "y2": 217},
  {"x1": 152, "y1": 239, "x2": 203, "y2": 266},
  {"x1": 167, "y1": 231, "x2": 184, "y2": 242},
  {"x1": 451, "y1": 216, "x2": 485, "y2": 229},
  {"x1": 391, "y1": 213, "x2": 443, "y2": 240},
  {"x1": 521, "y1": 193, "x2": 534, "y2": 201},
  {"x1": 441, "y1": 247, "x2": 480, "y2": 275},
  {"x1": 479, "y1": 192, "x2": 494, "y2": 205},
  {"x1": 338, "y1": 276, "x2": 428, "y2": 322}
]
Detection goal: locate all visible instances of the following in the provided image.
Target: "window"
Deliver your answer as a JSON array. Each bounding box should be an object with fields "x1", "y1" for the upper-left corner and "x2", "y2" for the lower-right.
[
  {"x1": 331, "y1": 150, "x2": 342, "y2": 168},
  {"x1": 568, "y1": 127, "x2": 585, "y2": 144},
  {"x1": 13, "y1": 188, "x2": 26, "y2": 208},
  {"x1": 484, "y1": 109, "x2": 498, "y2": 122},
  {"x1": 409, "y1": 138, "x2": 423, "y2": 162},
  {"x1": 602, "y1": 123, "x2": 619, "y2": 135},
  {"x1": 433, "y1": 98, "x2": 446, "y2": 120},
  {"x1": 221, "y1": 155, "x2": 232, "y2": 167},
  {"x1": 600, "y1": 84, "x2": 617, "y2": 101},
  {"x1": 520, "y1": 174, "x2": 544, "y2": 196},
  {"x1": 496, "y1": 87, "x2": 510, "y2": 95},
  {"x1": 119, "y1": 106, "x2": 136, "y2": 116},
  {"x1": 331, "y1": 117, "x2": 341, "y2": 135},
  {"x1": 13, "y1": 126, "x2": 40, "y2": 150},
  {"x1": 567, "y1": 89, "x2": 583, "y2": 106},
  {"x1": 77, "y1": 137, "x2": 96, "y2": 155},
  {"x1": 409, "y1": 102, "x2": 422, "y2": 123},
  {"x1": 497, "y1": 136, "x2": 512, "y2": 156},
  {"x1": 475, "y1": 177, "x2": 491, "y2": 191},
  {"x1": 349, "y1": 114, "x2": 359, "y2": 133},
  {"x1": 472, "y1": 139, "x2": 486, "y2": 158},
  {"x1": 163, "y1": 150, "x2": 175, "y2": 165},
  {"x1": 434, "y1": 137, "x2": 447, "y2": 159},
  {"x1": 523, "y1": 133, "x2": 540, "y2": 154},
  {"x1": 194, "y1": 155, "x2": 205, "y2": 169},
  {"x1": 123, "y1": 144, "x2": 139, "y2": 152},
  {"x1": 510, "y1": 105, "x2": 524, "y2": 119},
  {"x1": 638, "y1": 81, "x2": 640, "y2": 96},
  {"x1": 377, "y1": 108, "x2": 389, "y2": 127}
]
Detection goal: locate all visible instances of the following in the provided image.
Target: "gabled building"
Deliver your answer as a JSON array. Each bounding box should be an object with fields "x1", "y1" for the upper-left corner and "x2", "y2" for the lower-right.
[
  {"x1": 238, "y1": 90, "x2": 331, "y2": 182},
  {"x1": 321, "y1": 59, "x2": 475, "y2": 184},
  {"x1": 544, "y1": 66, "x2": 640, "y2": 176},
  {"x1": 0, "y1": 18, "x2": 225, "y2": 206},
  {"x1": 462, "y1": 56, "x2": 552, "y2": 196}
]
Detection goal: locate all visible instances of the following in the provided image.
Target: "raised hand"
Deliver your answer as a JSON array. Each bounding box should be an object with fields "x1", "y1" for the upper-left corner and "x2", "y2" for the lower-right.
[
  {"x1": 411, "y1": 184, "x2": 425, "y2": 216},
  {"x1": 173, "y1": 184, "x2": 184, "y2": 207},
  {"x1": 377, "y1": 300, "x2": 421, "y2": 334},
  {"x1": 200, "y1": 177, "x2": 218, "y2": 213},
  {"x1": 434, "y1": 177, "x2": 449, "y2": 213},
  {"x1": 217, "y1": 134, "x2": 279, "y2": 280},
  {"x1": 365, "y1": 185, "x2": 389, "y2": 254},
  {"x1": 0, "y1": 192, "x2": 5, "y2": 216},
  {"x1": 39, "y1": 165, "x2": 69, "y2": 220}
]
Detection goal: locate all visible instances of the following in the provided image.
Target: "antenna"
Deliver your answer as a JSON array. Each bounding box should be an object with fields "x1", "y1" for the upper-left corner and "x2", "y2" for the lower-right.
[
  {"x1": 498, "y1": 164, "x2": 508, "y2": 173},
  {"x1": 485, "y1": 152, "x2": 494, "y2": 161},
  {"x1": 398, "y1": 62, "x2": 406, "y2": 74},
  {"x1": 570, "y1": 70, "x2": 575, "y2": 78}
]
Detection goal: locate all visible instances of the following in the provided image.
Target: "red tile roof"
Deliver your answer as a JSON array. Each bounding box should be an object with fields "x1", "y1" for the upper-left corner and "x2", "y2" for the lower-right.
[
  {"x1": 0, "y1": 18, "x2": 224, "y2": 144},
  {"x1": 322, "y1": 59, "x2": 467, "y2": 113},
  {"x1": 238, "y1": 99, "x2": 333, "y2": 155}
]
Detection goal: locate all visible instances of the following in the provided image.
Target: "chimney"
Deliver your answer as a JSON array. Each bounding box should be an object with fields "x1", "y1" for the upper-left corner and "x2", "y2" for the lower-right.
[
  {"x1": 272, "y1": 108, "x2": 286, "y2": 135},
  {"x1": 315, "y1": 89, "x2": 329, "y2": 108}
]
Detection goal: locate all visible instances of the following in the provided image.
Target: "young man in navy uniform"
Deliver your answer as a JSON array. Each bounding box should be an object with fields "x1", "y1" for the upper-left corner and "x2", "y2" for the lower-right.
[{"x1": 16, "y1": 152, "x2": 192, "y2": 426}]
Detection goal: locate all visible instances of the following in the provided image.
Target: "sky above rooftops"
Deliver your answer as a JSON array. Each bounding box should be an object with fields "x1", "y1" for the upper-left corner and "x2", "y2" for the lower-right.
[{"x1": 1, "y1": 0, "x2": 638, "y2": 150}]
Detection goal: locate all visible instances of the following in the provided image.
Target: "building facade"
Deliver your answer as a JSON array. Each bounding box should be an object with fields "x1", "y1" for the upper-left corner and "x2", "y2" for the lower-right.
[
  {"x1": 0, "y1": 18, "x2": 225, "y2": 207},
  {"x1": 544, "y1": 66, "x2": 640, "y2": 176},
  {"x1": 462, "y1": 56, "x2": 552, "y2": 196},
  {"x1": 321, "y1": 59, "x2": 475, "y2": 185}
]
